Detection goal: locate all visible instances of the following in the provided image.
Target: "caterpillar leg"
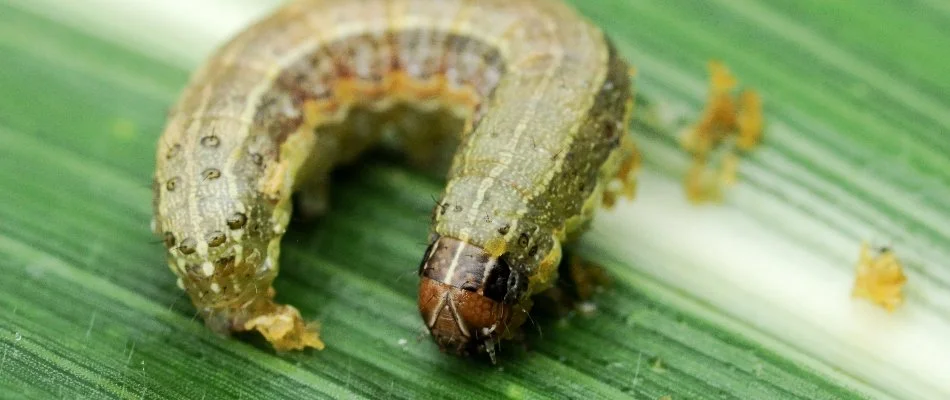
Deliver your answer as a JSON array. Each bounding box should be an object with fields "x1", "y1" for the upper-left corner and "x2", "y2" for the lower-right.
[
  {"x1": 179, "y1": 259, "x2": 325, "y2": 351},
  {"x1": 532, "y1": 249, "x2": 610, "y2": 318},
  {"x1": 242, "y1": 290, "x2": 325, "y2": 351}
]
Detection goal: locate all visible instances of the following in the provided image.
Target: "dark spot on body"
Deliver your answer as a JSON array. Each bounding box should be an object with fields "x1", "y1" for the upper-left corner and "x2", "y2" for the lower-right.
[
  {"x1": 226, "y1": 212, "x2": 247, "y2": 230},
  {"x1": 166, "y1": 177, "x2": 180, "y2": 191},
  {"x1": 528, "y1": 245, "x2": 539, "y2": 257},
  {"x1": 200, "y1": 135, "x2": 220, "y2": 148},
  {"x1": 178, "y1": 238, "x2": 197, "y2": 255},
  {"x1": 166, "y1": 144, "x2": 181, "y2": 159},
  {"x1": 163, "y1": 232, "x2": 176, "y2": 248},
  {"x1": 497, "y1": 224, "x2": 510, "y2": 236},
  {"x1": 518, "y1": 232, "x2": 530, "y2": 247},
  {"x1": 202, "y1": 168, "x2": 221, "y2": 180},
  {"x1": 458, "y1": 272, "x2": 481, "y2": 291},
  {"x1": 454, "y1": 205, "x2": 463, "y2": 212},
  {"x1": 207, "y1": 231, "x2": 226, "y2": 247}
]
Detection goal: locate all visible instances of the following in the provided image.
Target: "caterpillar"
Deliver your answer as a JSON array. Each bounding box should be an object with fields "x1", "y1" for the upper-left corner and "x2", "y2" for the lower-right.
[{"x1": 152, "y1": 0, "x2": 638, "y2": 358}]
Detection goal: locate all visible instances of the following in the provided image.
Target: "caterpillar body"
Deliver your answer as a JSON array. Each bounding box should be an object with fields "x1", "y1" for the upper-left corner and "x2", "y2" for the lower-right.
[{"x1": 152, "y1": 0, "x2": 638, "y2": 357}]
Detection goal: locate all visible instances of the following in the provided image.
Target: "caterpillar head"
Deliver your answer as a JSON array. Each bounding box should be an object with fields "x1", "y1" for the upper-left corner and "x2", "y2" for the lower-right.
[{"x1": 417, "y1": 236, "x2": 527, "y2": 363}]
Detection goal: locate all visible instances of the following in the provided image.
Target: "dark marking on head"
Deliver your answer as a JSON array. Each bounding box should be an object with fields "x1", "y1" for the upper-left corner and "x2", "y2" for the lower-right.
[
  {"x1": 497, "y1": 224, "x2": 510, "y2": 236},
  {"x1": 459, "y1": 274, "x2": 482, "y2": 292},
  {"x1": 178, "y1": 238, "x2": 197, "y2": 255},
  {"x1": 226, "y1": 212, "x2": 248, "y2": 230},
  {"x1": 453, "y1": 205, "x2": 463, "y2": 213},
  {"x1": 482, "y1": 257, "x2": 512, "y2": 302},
  {"x1": 206, "y1": 231, "x2": 226, "y2": 247},
  {"x1": 528, "y1": 245, "x2": 539, "y2": 258},
  {"x1": 417, "y1": 240, "x2": 437, "y2": 276}
]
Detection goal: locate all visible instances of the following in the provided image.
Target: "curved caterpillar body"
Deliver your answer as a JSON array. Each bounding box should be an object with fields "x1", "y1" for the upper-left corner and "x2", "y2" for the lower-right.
[{"x1": 152, "y1": 0, "x2": 638, "y2": 356}]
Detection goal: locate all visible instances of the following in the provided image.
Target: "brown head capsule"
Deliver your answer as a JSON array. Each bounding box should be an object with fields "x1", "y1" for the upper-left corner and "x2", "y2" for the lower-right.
[{"x1": 418, "y1": 236, "x2": 527, "y2": 362}]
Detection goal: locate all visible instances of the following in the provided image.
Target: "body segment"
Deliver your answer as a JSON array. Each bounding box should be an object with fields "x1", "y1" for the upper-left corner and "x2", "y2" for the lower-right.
[{"x1": 153, "y1": 0, "x2": 637, "y2": 355}]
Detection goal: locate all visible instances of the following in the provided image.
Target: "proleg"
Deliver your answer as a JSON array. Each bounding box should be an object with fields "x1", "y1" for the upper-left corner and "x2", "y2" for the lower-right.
[{"x1": 152, "y1": 0, "x2": 638, "y2": 356}]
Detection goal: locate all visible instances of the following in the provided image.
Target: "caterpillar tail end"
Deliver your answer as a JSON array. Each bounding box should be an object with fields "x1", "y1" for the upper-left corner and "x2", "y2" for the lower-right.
[{"x1": 243, "y1": 301, "x2": 325, "y2": 351}]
